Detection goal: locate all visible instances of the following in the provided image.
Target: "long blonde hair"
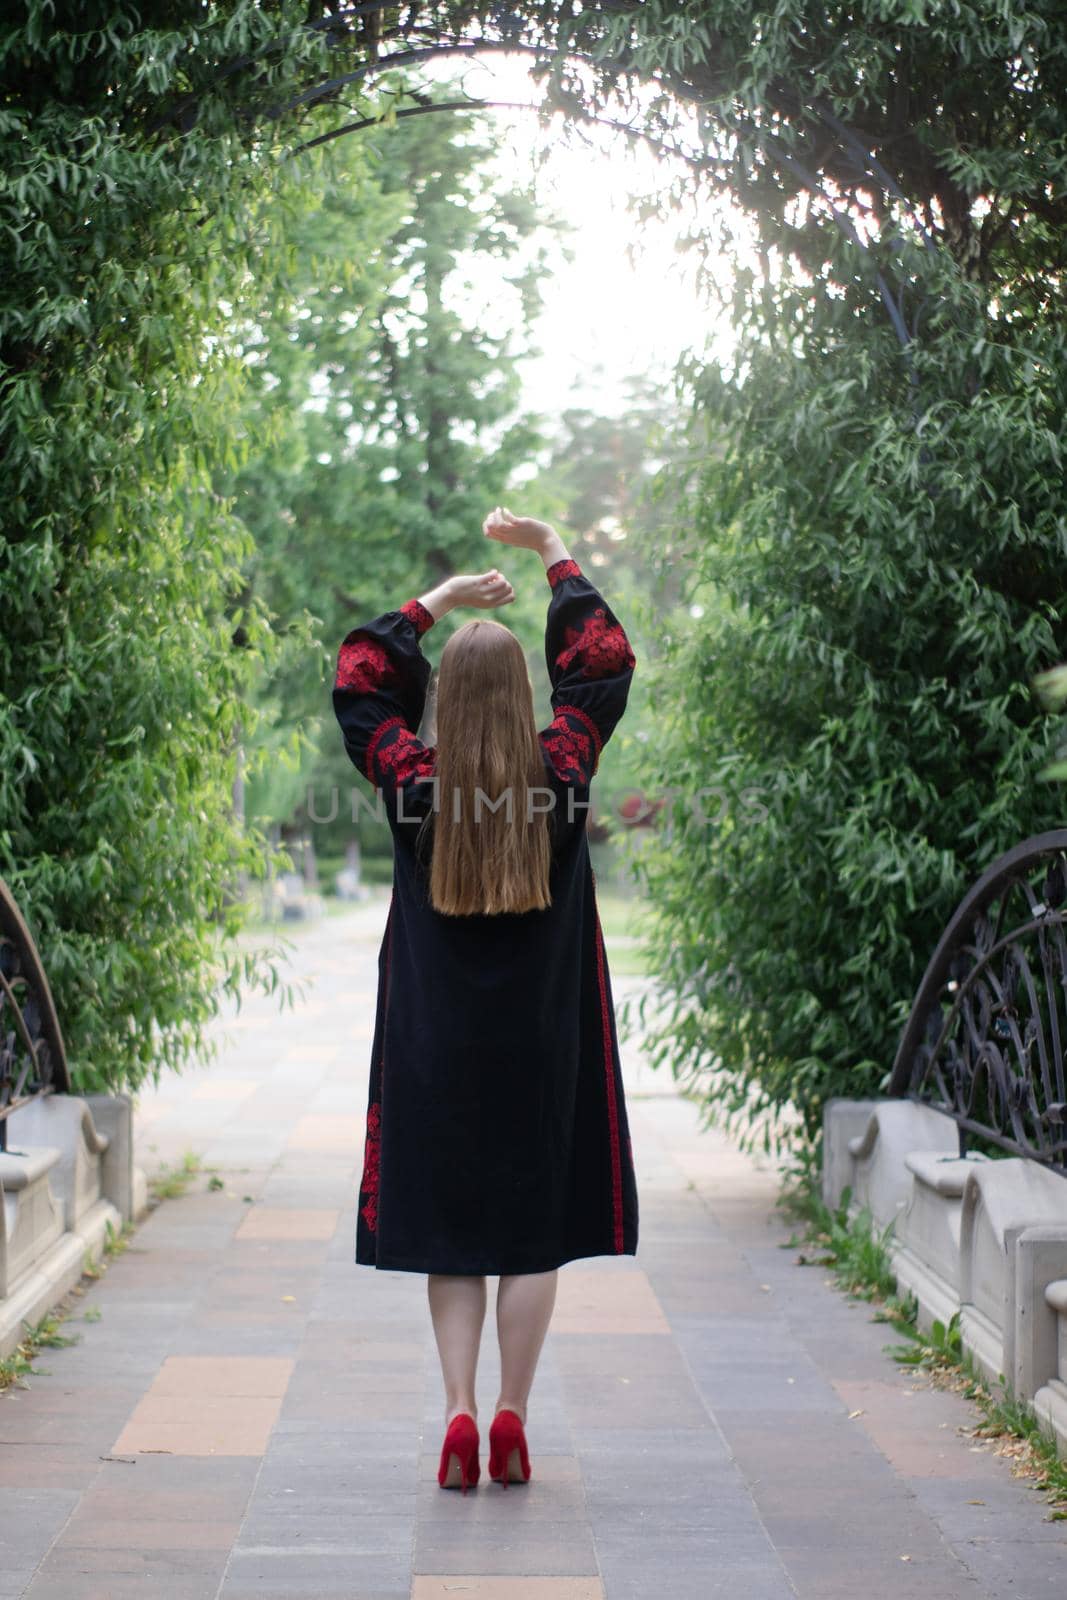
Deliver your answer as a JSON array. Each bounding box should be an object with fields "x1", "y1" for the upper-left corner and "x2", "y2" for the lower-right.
[{"x1": 420, "y1": 618, "x2": 552, "y2": 916}]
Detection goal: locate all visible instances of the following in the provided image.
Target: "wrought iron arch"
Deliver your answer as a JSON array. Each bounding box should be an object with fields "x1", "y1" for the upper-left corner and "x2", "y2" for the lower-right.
[
  {"x1": 887, "y1": 832, "x2": 1067, "y2": 1173},
  {"x1": 0, "y1": 878, "x2": 72, "y2": 1153}
]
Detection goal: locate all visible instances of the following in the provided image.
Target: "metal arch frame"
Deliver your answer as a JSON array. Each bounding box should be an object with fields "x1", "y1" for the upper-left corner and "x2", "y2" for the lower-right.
[
  {"x1": 0, "y1": 878, "x2": 72, "y2": 1153},
  {"x1": 154, "y1": 1, "x2": 939, "y2": 357},
  {"x1": 887, "y1": 831, "x2": 1067, "y2": 1172}
]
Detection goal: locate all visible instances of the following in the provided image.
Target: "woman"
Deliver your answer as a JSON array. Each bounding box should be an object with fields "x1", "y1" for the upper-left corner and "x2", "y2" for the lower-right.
[{"x1": 331, "y1": 507, "x2": 639, "y2": 1494}]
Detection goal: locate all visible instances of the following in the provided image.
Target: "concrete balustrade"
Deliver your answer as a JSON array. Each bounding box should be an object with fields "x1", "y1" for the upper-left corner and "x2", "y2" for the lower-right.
[
  {"x1": 823, "y1": 1095, "x2": 1067, "y2": 1459},
  {"x1": 893, "y1": 1149, "x2": 991, "y2": 1333},
  {"x1": 0, "y1": 1091, "x2": 149, "y2": 1358},
  {"x1": 959, "y1": 1159, "x2": 1067, "y2": 1393},
  {"x1": 1034, "y1": 1275, "x2": 1067, "y2": 1455}
]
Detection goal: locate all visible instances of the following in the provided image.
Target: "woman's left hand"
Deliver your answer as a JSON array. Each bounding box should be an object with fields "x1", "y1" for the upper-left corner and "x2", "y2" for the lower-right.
[{"x1": 448, "y1": 569, "x2": 515, "y2": 610}]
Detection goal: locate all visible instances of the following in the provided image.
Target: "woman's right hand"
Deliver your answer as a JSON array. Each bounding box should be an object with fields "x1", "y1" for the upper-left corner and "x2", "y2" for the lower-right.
[
  {"x1": 483, "y1": 505, "x2": 556, "y2": 552},
  {"x1": 447, "y1": 569, "x2": 515, "y2": 611}
]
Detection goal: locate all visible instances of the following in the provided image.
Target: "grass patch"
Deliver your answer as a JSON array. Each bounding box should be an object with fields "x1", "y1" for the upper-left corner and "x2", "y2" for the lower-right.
[
  {"x1": 146, "y1": 1149, "x2": 207, "y2": 1201},
  {"x1": 777, "y1": 1166, "x2": 1067, "y2": 1518}
]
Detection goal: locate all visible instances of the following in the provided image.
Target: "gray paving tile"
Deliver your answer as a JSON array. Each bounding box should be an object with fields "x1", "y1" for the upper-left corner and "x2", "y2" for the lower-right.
[
  {"x1": 943, "y1": 1534, "x2": 1067, "y2": 1597},
  {"x1": 24, "y1": 1578, "x2": 219, "y2": 1600},
  {"x1": 223, "y1": 1550, "x2": 411, "y2": 1594},
  {"x1": 221, "y1": 1590, "x2": 407, "y2": 1600},
  {"x1": 235, "y1": 1512, "x2": 414, "y2": 1554},
  {"x1": 593, "y1": 1531, "x2": 793, "y2": 1600},
  {"x1": 0, "y1": 1578, "x2": 35, "y2": 1600},
  {"x1": 413, "y1": 1519, "x2": 600, "y2": 1576},
  {"x1": 774, "y1": 1543, "x2": 983, "y2": 1599},
  {"x1": 906, "y1": 1477, "x2": 1067, "y2": 1543},
  {"x1": 30, "y1": 1542, "x2": 229, "y2": 1576}
]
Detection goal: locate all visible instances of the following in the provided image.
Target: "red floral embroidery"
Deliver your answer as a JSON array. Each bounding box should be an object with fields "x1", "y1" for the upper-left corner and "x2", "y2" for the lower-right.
[
  {"x1": 400, "y1": 597, "x2": 436, "y2": 636},
  {"x1": 555, "y1": 609, "x2": 635, "y2": 680},
  {"x1": 541, "y1": 715, "x2": 596, "y2": 785},
  {"x1": 547, "y1": 557, "x2": 582, "y2": 588},
  {"x1": 555, "y1": 702, "x2": 603, "y2": 765},
  {"x1": 372, "y1": 725, "x2": 436, "y2": 788},
  {"x1": 335, "y1": 636, "x2": 399, "y2": 693},
  {"x1": 365, "y1": 716, "x2": 405, "y2": 780},
  {"x1": 359, "y1": 1100, "x2": 382, "y2": 1233}
]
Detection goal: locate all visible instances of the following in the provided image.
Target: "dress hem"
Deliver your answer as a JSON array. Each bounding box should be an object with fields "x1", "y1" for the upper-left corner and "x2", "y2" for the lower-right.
[{"x1": 355, "y1": 1241, "x2": 638, "y2": 1275}]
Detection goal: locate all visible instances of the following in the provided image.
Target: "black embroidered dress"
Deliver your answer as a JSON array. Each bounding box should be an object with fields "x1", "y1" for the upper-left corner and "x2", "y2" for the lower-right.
[{"x1": 331, "y1": 557, "x2": 640, "y2": 1275}]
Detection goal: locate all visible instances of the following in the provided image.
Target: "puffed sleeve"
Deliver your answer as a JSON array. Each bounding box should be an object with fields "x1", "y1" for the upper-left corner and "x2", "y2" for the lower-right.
[
  {"x1": 538, "y1": 557, "x2": 636, "y2": 786},
  {"x1": 331, "y1": 596, "x2": 436, "y2": 795}
]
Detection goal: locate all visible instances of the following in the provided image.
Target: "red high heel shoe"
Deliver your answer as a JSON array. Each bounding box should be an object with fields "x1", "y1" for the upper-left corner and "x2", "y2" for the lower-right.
[
  {"x1": 488, "y1": 1408, "x2": 531, "y2": 1487},
  {"x1": 438, "y1": 1412, "x2": 480, "y2": 1494}
]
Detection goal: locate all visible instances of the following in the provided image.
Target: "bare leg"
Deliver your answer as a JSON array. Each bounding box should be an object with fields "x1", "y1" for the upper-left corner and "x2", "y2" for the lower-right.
[
  {"x1": 494, "y1": 1269, "x2": 558, "y2": 1423},
  {"x1": 427, "y1": 1274, "x2": 487, "y2": 1426}
]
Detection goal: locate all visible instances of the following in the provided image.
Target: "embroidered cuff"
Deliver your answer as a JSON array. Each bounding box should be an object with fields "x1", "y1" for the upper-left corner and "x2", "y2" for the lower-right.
[
  {"x1": 365, "y1": 715, "x2": 406, "y2": 783},
  {"x1": 555, "y1": 701, "x2": 603, "y2": 764},
  {"x1": 400, "y1": 597, "x2": 436, "y2": 636},
  {"x1": 546, "y1": 557, "x2": 582, "y2": 589}
]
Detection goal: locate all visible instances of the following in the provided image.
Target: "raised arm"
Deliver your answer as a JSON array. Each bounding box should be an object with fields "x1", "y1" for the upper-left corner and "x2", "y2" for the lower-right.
[
  {"x1": 331, "y1": 596, "x2": 438, "y2": 795},
  {"x1": 483, "y1": 507, "x2": 636, "y2": 787},
  {"x1": 331, "y1": 569, "x2": 516, "y2": 797},
  {"x1": 539, "y1": 557, "x2": 635, "y2": 785}
]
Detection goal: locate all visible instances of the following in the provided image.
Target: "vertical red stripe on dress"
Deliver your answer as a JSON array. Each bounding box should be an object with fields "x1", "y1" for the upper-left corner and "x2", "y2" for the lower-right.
[
  {"x1": 593, "y1": 908, "x2": 625, "y2": 1252},
  {"x1": 379, "y1": 888, "x2": 395, "y2": 1149},
  {"x1": 360, "y1": 892, "x2": 395, "y2": 1235}
]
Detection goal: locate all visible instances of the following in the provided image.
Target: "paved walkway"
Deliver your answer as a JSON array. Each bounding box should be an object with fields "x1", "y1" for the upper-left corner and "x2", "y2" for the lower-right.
[{"x1": 1, "y1": 894, "x2": 1065, "y2": 1599}]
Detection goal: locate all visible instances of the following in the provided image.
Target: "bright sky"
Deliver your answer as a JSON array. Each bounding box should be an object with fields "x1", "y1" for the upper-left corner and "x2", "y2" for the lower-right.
[{"x1": 422, "y1": 49, "x2": 745, "y2": 423}]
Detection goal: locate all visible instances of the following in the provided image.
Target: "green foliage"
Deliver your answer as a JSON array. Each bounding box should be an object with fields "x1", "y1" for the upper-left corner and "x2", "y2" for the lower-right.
[
  {"x1": 8, "y1": 0, "x2": 1067, "y2": 1125},
  {"x1": 784, "y1": 1183, "x2": 910, "y2": 1309},
  {"x1": 604, "y1": 1, "x2": 1067, "y2": 1156},
  {"x1": 884, "y1": 1310, "x2": 965, "y2": 1370},
  {"x1": 632, "y1": 281, "x2": 1067, "y2": 1153},
  {"x1": 225, "y1": 104, "x2": 565, "y2": 848},
  {"x1": 0, "y1": 4, "x2": 341, "y2": 1094}
]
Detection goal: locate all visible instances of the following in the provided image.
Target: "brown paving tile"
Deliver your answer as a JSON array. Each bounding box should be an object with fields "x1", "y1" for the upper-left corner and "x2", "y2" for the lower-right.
[
  {"x1": 233, "y1": 1206, "x2": 340, "y2": 1241},
  {"x1": 551, "y1": 1268, "x2": 670, "y2": 1335},
  {"x1": 121, "y1": 1396, "x2": 284, "y2": 1427},
  {"x1": 108, "y1": 1417, "x2": 275, "y2": 1456},
  {"x1": 150, "y1": 1356, "x2": 293, "y2": 1396},
  {"x1": 278, "y1": 1041, "x2": 344, "y2": 1065},
  {"x1": 188, "y1": 1078, "x2": 259, "y2": 1103},
  {"x1": 838, "y1": 1426, "x2": 1002, "y2": 1480},
  {"x1": 412, "y1": 1583, "x2": 603, "y2": 1599},
  {"x1": 286, "y1": 1112, "x2": 362, "y2": 1149},
  {"x1": 109, "y1": 1355, "x2": 293, "y2": 1457},
  {"x1": 832, "y1": 1379, "x2": 1005, "y2": 1480}
]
